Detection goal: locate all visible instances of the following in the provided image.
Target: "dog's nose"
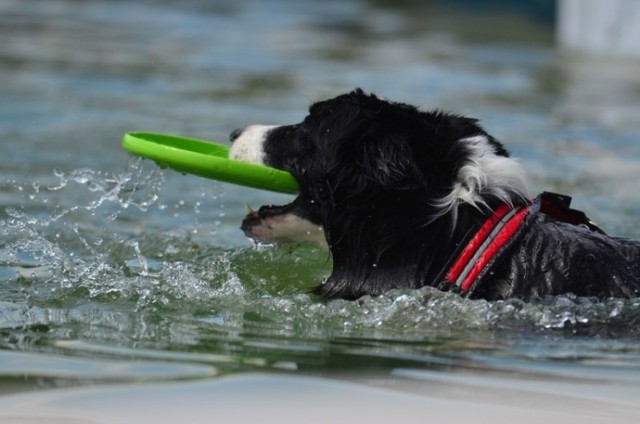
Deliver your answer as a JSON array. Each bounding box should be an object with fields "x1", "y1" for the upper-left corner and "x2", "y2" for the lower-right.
[{"x1": 229, "y1": 127, "x2": 244, "y2": 143}]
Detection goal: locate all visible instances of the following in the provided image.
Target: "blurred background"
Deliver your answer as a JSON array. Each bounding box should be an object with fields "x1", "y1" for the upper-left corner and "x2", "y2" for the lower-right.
[
  {"x1": 3, "y1": 0, "x2": 639, "y2": 234},
  {"x1": 1, "y1": 0, "x2": 640, "y2": 421}
]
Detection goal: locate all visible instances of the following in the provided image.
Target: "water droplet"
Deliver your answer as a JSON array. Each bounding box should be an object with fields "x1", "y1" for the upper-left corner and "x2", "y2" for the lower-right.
[{"x1": 5, "y1": 207, "x2": 23, "y2": 218}]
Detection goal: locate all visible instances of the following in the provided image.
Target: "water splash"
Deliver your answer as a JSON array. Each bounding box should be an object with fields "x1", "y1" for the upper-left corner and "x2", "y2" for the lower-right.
[
  {"x1": 230, "y1": 286, "x2": 640, "y2": 340},
  {"x1": 43, "y1": 157, "x2": 165, "y2": 224},
  {"x1": 2, "y1": 156, "x2": 640, "y2": 364},
  {"x1": 1, "y1": 158, "x2": 166, "y2": 297}
]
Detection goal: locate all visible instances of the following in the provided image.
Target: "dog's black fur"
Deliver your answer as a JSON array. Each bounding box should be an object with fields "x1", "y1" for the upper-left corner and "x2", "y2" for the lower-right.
[{"x1": 231, "y1": 89, "x2": 640, "y2": 300}]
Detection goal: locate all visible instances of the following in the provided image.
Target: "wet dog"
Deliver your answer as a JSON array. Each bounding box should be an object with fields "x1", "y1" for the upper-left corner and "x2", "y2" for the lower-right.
[{"x1": 229, "y1": 89, "x2": 640, "y2": 300}]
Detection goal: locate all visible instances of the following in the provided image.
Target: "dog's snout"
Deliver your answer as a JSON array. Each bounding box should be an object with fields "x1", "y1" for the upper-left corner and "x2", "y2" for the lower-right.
[{"x1": 230, "y1": 127, "x2": 244, "y2": 143}]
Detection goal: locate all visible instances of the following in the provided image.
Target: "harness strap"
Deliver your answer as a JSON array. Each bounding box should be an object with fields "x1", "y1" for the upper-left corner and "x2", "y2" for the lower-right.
[
  {"x1": 440, "y1": 191, "x2": 604, "y2": 294},
  {"x1": 445, "y1": 203, "x2": 529, "y2": 291},
  {"x1": 538, "y1": 191, "x2": 605, "y2": 234}
]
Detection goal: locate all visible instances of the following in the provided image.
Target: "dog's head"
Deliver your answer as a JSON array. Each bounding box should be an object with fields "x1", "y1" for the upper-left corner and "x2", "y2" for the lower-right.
[{"x1": 230, "y1": 89, "x2": 528, "y2": 298}]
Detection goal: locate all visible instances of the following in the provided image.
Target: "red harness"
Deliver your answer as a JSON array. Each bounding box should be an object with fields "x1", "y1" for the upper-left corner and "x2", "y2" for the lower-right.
[
  {"x1": 444, "y1": 203, "x2": 529, "y2": 292},
  {"x1": 442, "y1": 192, "x2": 603, "y2": 294}
]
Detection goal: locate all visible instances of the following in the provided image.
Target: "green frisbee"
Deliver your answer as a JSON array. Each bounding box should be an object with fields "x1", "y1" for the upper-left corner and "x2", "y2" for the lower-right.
[{"x1": 122, "y1": 132, "x2": 299, "y2": 194}]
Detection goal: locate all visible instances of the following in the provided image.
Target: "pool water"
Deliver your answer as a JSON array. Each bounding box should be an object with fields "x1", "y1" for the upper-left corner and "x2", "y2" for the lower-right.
[{"x1": 1, "y1": 0, "x2": 640, "y2": 420}]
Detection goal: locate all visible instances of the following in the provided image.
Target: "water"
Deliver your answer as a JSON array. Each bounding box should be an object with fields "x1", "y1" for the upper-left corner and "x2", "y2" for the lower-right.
[{"x1": 1, "y1": 0, "x2": 640, "y2": 419}]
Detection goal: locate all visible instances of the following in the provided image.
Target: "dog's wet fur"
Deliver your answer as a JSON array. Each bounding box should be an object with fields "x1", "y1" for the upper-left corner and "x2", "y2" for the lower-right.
[{"x1": 229, "y1": 89, "x2": 640, "y2": 301}]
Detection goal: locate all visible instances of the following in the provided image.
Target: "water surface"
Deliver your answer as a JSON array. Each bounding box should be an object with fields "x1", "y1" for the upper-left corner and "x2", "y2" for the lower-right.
[{"x1": 1, "y1": 0, "x2": 640, "y2": 418}]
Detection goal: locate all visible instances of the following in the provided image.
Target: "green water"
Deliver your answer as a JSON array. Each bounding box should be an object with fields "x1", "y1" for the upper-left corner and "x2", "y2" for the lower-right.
[{"x1": 1, "y1": 0, "x2": 640, "y2": 400}]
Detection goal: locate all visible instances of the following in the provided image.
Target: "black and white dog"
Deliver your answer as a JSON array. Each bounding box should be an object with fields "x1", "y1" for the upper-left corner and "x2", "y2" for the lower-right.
[{"x1": 229, "y1": 89, "x2": 640, "y2": 301}]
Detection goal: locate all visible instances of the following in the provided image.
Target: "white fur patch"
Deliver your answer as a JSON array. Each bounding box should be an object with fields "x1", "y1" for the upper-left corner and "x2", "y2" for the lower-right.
[
  {"x1": 433, "y1": 135, "x2": 529, "y2": 220},
  {"x1": 229, "y1": 125, "x2": 280, "y2": 165}
]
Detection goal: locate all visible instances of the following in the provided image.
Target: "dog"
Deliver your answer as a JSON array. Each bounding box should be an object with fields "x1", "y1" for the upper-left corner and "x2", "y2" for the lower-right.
[{"x1": 229, "y1": 89, "x2": 640, "y2": 301}]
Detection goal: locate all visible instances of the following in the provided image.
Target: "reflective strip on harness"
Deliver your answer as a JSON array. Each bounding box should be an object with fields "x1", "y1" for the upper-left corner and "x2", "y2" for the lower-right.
[{"x1": 445, "y1": 203, "x2": 529, "y2": 291}]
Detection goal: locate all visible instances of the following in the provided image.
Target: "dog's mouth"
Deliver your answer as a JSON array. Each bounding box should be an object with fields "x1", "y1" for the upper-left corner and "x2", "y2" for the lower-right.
[
  {"x1": 229, "y1": 124, "x2": 325, "y2": 246},
  {"x1": 242, "y1": 202, "x2": 294, "y2": 236},
  {"x1": 241, "y1": 200, "x2": 326, "y2": 247}
]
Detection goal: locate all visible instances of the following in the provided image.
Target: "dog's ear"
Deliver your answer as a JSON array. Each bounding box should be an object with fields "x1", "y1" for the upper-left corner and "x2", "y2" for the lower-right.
[{"x1": 359, "y1": 133, "x2": 425, "y2": 190}]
